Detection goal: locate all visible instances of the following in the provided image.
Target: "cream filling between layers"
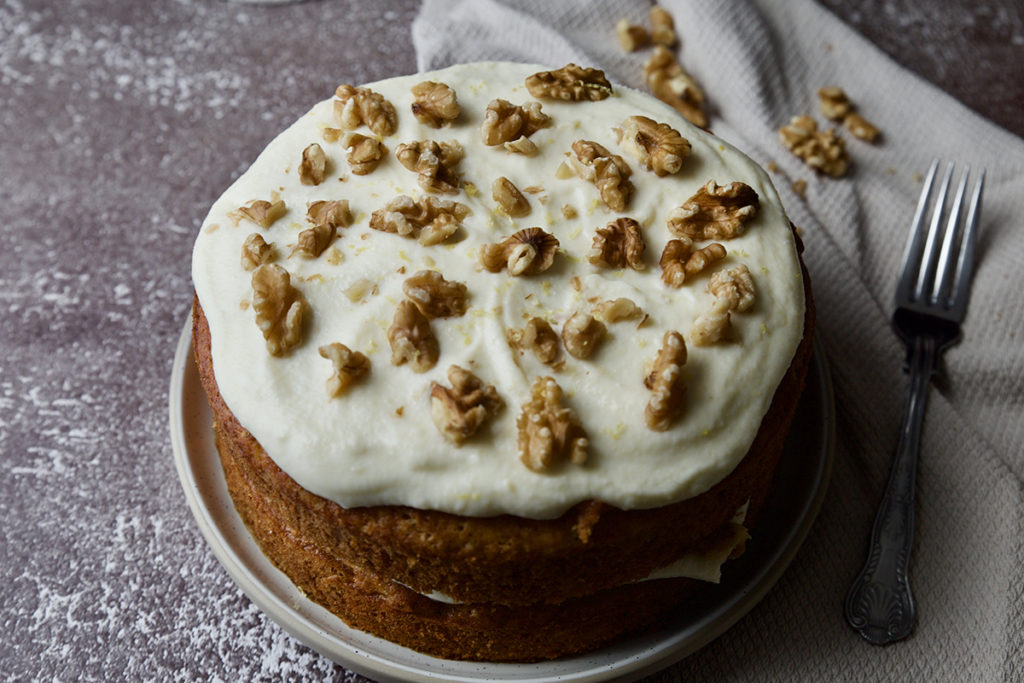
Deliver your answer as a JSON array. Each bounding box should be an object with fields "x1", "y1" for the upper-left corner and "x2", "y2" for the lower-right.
[{"x1": 192, "y1": 62, "x2": 805, "y2": 519}]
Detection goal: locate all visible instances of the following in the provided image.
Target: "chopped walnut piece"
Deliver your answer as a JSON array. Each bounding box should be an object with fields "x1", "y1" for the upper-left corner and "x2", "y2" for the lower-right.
[
  {"x1": 307, "y1": 200, "x2": 353, "y2": 230},
  {"x1": 369, "y1": 195, "x2": 469, "y2": 245},
  {"x1": 237, "y1": 198, "x2": 286, "y2": 229},
  {"x1": 691, "y1": 296, "x2": 734, "y2": 346},
  {"x1": 492, "y1": 177, "x2": 531, "y2": 217},
  {"x1": 649, "y1": 6, "x2": 677, "y2": 47},
  {"x1": 644, "y1": 46, "x2": 707, "y2": 129},
  {"x1": 517, "y1": 376, "x2": 589, "y2": 472},
  {"x1": 504, "y1": 136, "x2": 539, "y2": 156},
  {"x1": 241, "y1": 233, "x2": 273, "y2": 271},
  {"x1": 708, "y1": 264, "x2": 756, "y2": 312},
  {"x1": 525, "y1": 63, "x2": 613, "y2": 102},
  {"x1": 410, "y1": 81, "x2": 460, "y2": 128},
  {"x1": 592, "y1": 297, "x2": 644, "y2": 324},
  {"x1": 481, "y1": 99, "x2": 551, "y2": 146},
  {"x1": 402, "y1": 270, "x2": 469, "y2": 319},
  {"x1": 388, "y1": 300, "x2": 439, "y2": 372},
  {"x1": 344, "y1": 133, "x2": 387, "y2": 175},
  {"x1": 778, "y1": 115, "x2": 849, "y2": 177},
  {"x1": 480, "y1": 227, "x2": 559, "y2": 276},
  {"x1": 561, "y1": 311, "x2": 606, "y2": 359},
  {"x1": 614, "y1": 115, "x2": 691, "y2": 176},
  {"x1": 334, "y1": 84, "x2": 397, "y2": 137},
  {"x1": 298, "y1": 143, "x2": 328, "y2": 185},
  {"x1": 615, "y1": 19, "x2": 648, "y2": 52},
  {"x1": 509, "y1": 317, "x2": 563, "y2": 366},
  {"x1": 817, "y1": 86, "x2": 852, "y2": 121},
  {"x1": 668, "y1": 180, "x2": 760, "y2": 241},
  {"x1": 659, "y1": 238, "x2": 727, "y2": 287},
  {"x1": 396, "y1": 139, "x2": 464, "y2": 194},
  {"x1": 561, "y1": 204, "x2": 578, "y2": 219},
  {"x1": 644, "y1": 331, "x2": 687, "y2": 431},
  {"x1": 430, "y1": 365, "x2": 504, "y2": 444},
  {"x1": 294, "y1": 223, "x2": 335, "y2": 258},
  {"x1": 844, "y1": 112, "x2": 881, "y2": 142},
  {"x1": 570, "y1": 140, "x2": 634, "y2": 212},
  {"x1": 251, "y1": 264, "x2": 307, "y2": 357},
  {"x1": 588, "y1": 217, "x2": 646, "y2": 271},
  {"x1": 318, "y1": 343, "x2": 370, "y2": 398}
]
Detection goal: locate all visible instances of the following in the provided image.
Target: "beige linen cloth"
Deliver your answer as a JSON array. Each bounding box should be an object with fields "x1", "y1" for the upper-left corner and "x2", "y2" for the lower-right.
[{"x1": 413, "y1": 0, "x2": 1024, "y2": 679}]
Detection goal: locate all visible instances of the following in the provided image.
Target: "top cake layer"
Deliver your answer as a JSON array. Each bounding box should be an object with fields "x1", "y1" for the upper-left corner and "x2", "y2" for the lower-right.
[{"x1": 191, "y1": 62, "x2": 805, "y2": 519}]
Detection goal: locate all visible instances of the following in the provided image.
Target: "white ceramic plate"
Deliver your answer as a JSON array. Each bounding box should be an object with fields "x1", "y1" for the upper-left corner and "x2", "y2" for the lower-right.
[{"x1": 169, "y1": 316, "x2": 834, "y2": 682}]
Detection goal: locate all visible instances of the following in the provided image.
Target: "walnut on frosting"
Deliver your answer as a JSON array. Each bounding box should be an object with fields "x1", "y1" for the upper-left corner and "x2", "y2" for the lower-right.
[
  {"x1": 334, "y1": 84, "x2": 397, "y2": 137},
  {"x1": 411, "y1": 81, "x2": 460, "y2": 128},
  {"x1": 251, "y1": 264, "x2": 307, "y2": 357},
  {"x1": 402, "y1": 270, "x2": 469, "y2": 319},
  {"x1": 481, "y1": 99, "x2": 551, "y2": 147},
  {"x1": 294, "y1": 223, "x2": 335, "y2": 258},
  {"x1": 691, "y1": 265, "x2": 756, "y2": 346},
  {"x1": 561, "y1": 311, "x2": 606, "y2": 360},
  {"x1": 480, "y1": 227, "x2": 559, "y2": 276},
  {"x1": 592, "y1": 297, "x2": 645, "y2": 324},
  {"x1": 509, "y1": 317, "x2": 563, "y2": 367},
  {"x1": 588, "y1": 217, "x2": 646, "y2": 271},
  {"x1": 517, "y1": 376, "x2": 589, "y2": 472},
  {"x1": 569, "y1": 140, "x2": 634, "y2": 212},
  {"x1": 236, "y1": 198, "x2": 286, "y2": 229},
  {"x1": 614, "y1": 116, "x2": 691, "y2": 177},
  {"x1": 369, "y1": 195, "x2": 469, "y2": 246},
  {"x1": 307, "y1": 200, "x2": 353, "y2": 230},
  {"x1": 492, "y1": 176, "x2": 531, "y2": 217},
  {"x1": 644, "y1": 331, "x2": 687, "y2": 431},
  {"x1": 241, "y1": 233, "x2": 273, "y2": 271},
  {"x1": 643, "y1": 46, "x2": 707, "y2": 129},
  {"x1": 318, "y1": 342, "x2": 370, "y2": 398},
  {"x1": 525, "y1": 64, "x2": 613, "y2": 102},
  {"x1": 388, "y1": 300, "x2": 439, "y2": 372},
  {"x1": 299, "y1": 143, "x2": 328, "y2": 185},
  {"x1": 345, "y1": 133, "x2": 387, "y2": 175},
  {"x1": 659, "y1": 238, "x2": 727, "y2": 287},
  {"x1": 396, "y1": 139, "x2": 464, "y2": 194},
  {"x1": 668, "y1": 180, "x2": 759, "y2": 241},
  {"x1": 430, "y1": 365, "x2": 504, "y2": 444}
]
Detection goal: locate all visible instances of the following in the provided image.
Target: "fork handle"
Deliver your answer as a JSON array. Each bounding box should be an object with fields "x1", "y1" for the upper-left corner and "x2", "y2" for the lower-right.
[{"x1": 845, "y1": 334, "x2": 937, "y2": 644}]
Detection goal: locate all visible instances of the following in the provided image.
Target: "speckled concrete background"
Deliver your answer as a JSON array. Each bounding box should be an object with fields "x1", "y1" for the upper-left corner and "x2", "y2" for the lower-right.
[{"x1": 1, "y1": 1, "x2": 1020, "y2": 681}]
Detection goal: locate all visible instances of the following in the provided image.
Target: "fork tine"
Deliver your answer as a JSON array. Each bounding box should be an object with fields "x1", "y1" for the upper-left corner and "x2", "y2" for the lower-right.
[
  {"x1": 931, "y1": 165, "x2": 970, "y2": 306},
  {"x1": 949, "y1": 169, "x2": 985, "y2": 320},
  {"x1": 895, "y1": 159, "x2": 940, "y2": 305},
  {"x1": 913, "y1": 161, "x2": 955, "y2": 301}
]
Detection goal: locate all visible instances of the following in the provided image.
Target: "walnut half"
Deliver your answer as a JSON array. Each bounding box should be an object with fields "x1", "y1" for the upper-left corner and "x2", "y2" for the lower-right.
[
  {"x1": 345, "y1": 133, "x2": 387, "y2": 176},
  {"x1": 561, "y1": 312, "x2": 606, "y2": 360},
  {"x1": 659, "y1": 238, "x2": 727, "y2": 287},
  {"x1": 614, "y1": 115, "x2": 691, "y2": 177},
  {"x1": 430, "y1": 365, "x2": 503, "y2": 444},
  {"x1": 334, "y1": 84, "x2": 398, "y2": 137},
  {"x1": 251, "y1": 264, "x2": 307, "y2": 357},
  {"x1": 481, "y1": 99, "x2": 551, "y2": 146},
  {"x1": 396, "y1": 139, "x2": 465, "y2": 194},
  {"x1": 644, "y1": 331, "x2": 687, "y2": 431},
  {"x1": 241, "y1": 233, "x2": 273, "y2": 271},
  {"x1": 668, "y1": 180, "x2": 759, "y2": 241},
  {"x1": 508, "y1": 316, "x2": 562, "y2": 366},
  {"x1": 318, "y1": 343, "x2": 370, "y2": 398},
  {"x1": 236, "y1": 198, "x2": 286, "y2": 229},
  {"x1": 480, "y1": 227, "x2": 559, "y2": 276},
  {"x1": 570, "y1": 140, "x2": 634, "y2": 212},
  {"x1": 588, "y1": 217, "x2": 646, "y2": 271},
  {"x1": 517, "y1": 376, "x2": 589, "y2": 472},
  {"x1": 525, "y1": 63, "x2": 612, "y2": 102},
  {"x1": 402, "y1": 270, "x2": 469, "y2": 319},
  {"x1": 369, "y1": 195, "x2": 469, "y2": 246},
  {"x1": 691, "y1": 265, "x2": 756, "y2": 346},
  {"x1": 411, "y1": 81, "x2": 460, "y2": 128},
  {"x1": 299, "y1": 143, "x2": 328, "y2": 185},
  {"x1": 388, "y1": 300, "x2": 439, "y2": 372}
]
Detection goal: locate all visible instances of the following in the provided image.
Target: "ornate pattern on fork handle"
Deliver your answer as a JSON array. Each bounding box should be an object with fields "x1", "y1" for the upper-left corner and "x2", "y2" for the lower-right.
[{"x1": 845, "y1": 334, "x2": 937, "y2": 644}]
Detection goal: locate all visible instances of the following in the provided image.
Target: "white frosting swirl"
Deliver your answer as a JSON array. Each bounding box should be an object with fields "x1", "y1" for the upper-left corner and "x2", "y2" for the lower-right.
[{"x1": 192, "y1": 62, "x2": 804, "y2": 519}]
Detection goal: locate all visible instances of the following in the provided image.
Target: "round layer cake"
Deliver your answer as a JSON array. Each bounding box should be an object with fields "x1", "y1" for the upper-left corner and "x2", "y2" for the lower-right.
[{"x1": 191, "y1": 61, "x2": 814, "y2": 661}]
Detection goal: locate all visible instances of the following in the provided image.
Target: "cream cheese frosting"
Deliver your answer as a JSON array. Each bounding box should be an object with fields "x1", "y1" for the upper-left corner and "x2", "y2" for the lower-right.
[{"x1": 192, "y1": 62, "x2": 804, "y2": 519}]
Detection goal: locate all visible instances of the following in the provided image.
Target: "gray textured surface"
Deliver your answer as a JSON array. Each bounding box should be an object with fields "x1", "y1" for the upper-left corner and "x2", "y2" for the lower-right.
[{"x1": 1, "y1": 0, "x2": 1020, "y2": 681}]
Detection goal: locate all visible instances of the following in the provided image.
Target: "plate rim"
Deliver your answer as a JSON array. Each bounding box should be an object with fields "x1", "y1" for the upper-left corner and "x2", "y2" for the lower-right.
[{"x1": 169, "y1": 314, "x2": 834, "y2": 682}]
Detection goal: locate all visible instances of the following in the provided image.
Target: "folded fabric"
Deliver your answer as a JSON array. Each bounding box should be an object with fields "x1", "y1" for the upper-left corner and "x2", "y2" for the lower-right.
[{"x1": 413, "y1": 1, "x2": 1024, "y2": 679}]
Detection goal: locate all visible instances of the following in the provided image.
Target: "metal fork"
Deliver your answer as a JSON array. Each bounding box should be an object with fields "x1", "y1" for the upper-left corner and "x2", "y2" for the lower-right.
[{"x1": 845, "y1": 160, "x2": 985, "y2": 645}]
